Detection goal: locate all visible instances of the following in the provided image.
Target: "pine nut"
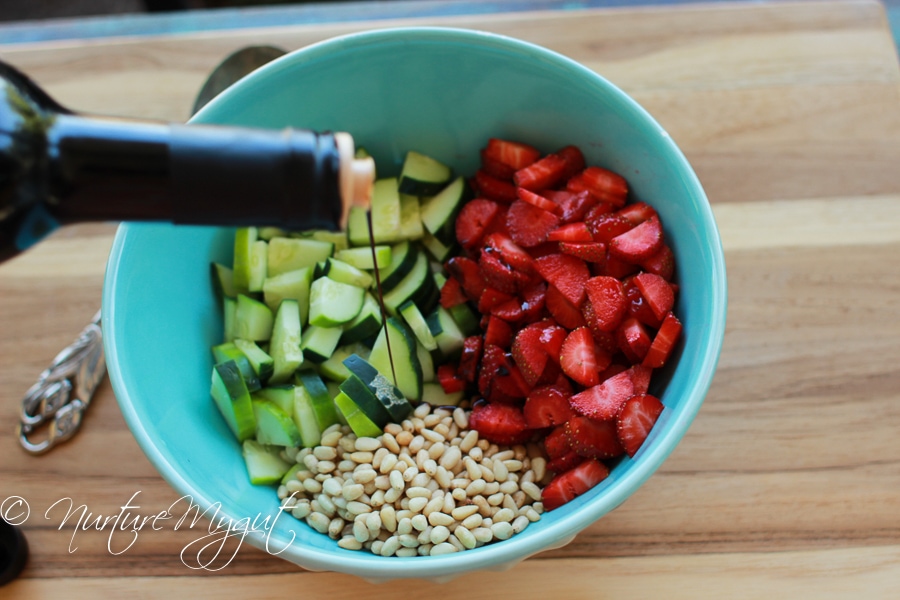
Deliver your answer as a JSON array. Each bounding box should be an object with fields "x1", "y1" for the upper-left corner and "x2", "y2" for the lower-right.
[
  {"x1": 430, "y1": 542, "x2": 457, "y2": 556},
  {"x1": 355, "y1": 437, "x2": 382, "y2": 452}
]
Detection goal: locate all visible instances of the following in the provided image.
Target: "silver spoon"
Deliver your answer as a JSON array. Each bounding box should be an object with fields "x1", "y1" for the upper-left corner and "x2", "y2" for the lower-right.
[{"x1": 17, "y1": 45, "x2": 288, "y2": 455}]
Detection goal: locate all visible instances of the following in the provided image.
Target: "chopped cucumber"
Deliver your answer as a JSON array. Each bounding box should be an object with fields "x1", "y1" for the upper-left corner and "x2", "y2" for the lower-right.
[
  {"x1": 308, "y1": 277, "x2": 365, "y2": 327},
  {"x1": 370, "y1": 177, "x2": 403, "y2": 244},
  {"x1": 417, "y1": 340, "x2": 435, "y2": 384},
  {"x1": 234, "y1": 294, "x2": 274, "y2": 342},
  {"x1": 268, "y1": 299, "x2": 303, "y2": 384},
  {"x1": 267, "y1": 237, "x2": 334, "y2": 277},
  {"x1": 398, "y1": 150, "x2": 452, "y2": 196},
  {"x1": 333, "y1": 391, "x2": 383, "y2": 438},
  {"x1": 247, "y1": 239, "x2": 268, "y2": 292},
  {"x1": 399, "y1": 193, "x2": 425, "y2": 240},
  {"x1": 300, "y1": 325, "x2": 343, "y2": 364},
  {"x1": 254, "y1": 385, "x2": 294, "y2": 415},
  {"x1": 334, "y1": 245, "x2": 392, "y2": 270},
  {"x1": 232, "y1": 338, "x2": 275, "y2": 383},
  {"x1": 242, "y1": 439, "x2": 291, "y2": 485},
  {"x1": 294, "y1": 229, "x2": 349, "y2": 252},
  {"x1": 346, "y1": 205, "x2": 371, "y2": 247},
  {"x1": 420, "y1": 229, "x2": 457, "y2": 262},
  {"x1": 427, "y1": 306, "x2": 466, "y2": 359},
  {"x1": 295, "y1": 370, "x2": 340, "y2": 432},
  {"x1": 262, "y1": 267, "x2": 314, "y2": 323},
  {"x1": 316, "y1": 257, "x2": 373, "y2": 288},
  {"x1": 421, "y1": 382, "x2": 465, "y2": 407},
  {"x1": 292, "y1": 379, "x2": 323, "y2": 447},
  {"x1": 258, "y1": 226, "x2": 288, "y2": 240},
  {"x1": 399, "y1": 300, "x2": 438, "y2": 351},
  {"x1": 379, "y1": 241, "x2": 420, "y2": 291},
  {"x1": 253, "y1": 399, "x2": 302, "y2": 447},
  {"x1": 420, "y1": 176, "x2": 468, "y2": 244},
  {"x1": 318, "y1": 342, "x2": 372, "y2": 382},
  {"x1": 367, "y1": 318, "x2": 423, "y2": 403},
  {"x1": 223, "y1": 296, "x2": 237, "y2": 342},
  {"x1": 381, "y1": 250, "x2": 438, "y2": 317},
  {"x1": 340, "y1": 292, "x2": 383, "y2": 345},
  {"x1": 210, "y1": 360, "x2": 256, "y2": 442},
  {"x1": 342, "y1": 354, "x2": 413, "y2": 422},
  {"x1": 211, "y1": 263, "x2": 237, "y2": 298},
  {"x1": 232, "y1": 226, "x2": 258, "y2": 292},
  {"x1": 212, "y1": 341, "x2": 262, "y2": 392},
  {"x1": 449, "y1": 301, "x2": 480, "y2": 336},
  {"x1": 338, "y1": 372, "x2": 393, "y2": 428}
]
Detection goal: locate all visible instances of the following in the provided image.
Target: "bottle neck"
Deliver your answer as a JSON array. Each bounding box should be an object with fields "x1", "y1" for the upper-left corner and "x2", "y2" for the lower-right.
[{"x1": 45, "y1": 114, "x2": 352, "y2": 231}]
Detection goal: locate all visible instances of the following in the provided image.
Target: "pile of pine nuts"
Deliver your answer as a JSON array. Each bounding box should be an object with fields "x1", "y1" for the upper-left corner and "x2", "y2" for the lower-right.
[{"x1": 276, "y1": 402, "x2": 549, "y2": 557}]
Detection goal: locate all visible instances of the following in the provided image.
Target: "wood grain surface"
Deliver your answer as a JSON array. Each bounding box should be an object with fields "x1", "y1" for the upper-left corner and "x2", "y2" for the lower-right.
[{"x1": 1, "y1": 1, "x2": 899, "y2": 597}]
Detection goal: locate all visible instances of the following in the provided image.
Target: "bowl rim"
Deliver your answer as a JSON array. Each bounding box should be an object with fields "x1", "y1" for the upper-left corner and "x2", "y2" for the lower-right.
[{"x1": 104, "y1": 25, "x2": 727, "y2": 580}]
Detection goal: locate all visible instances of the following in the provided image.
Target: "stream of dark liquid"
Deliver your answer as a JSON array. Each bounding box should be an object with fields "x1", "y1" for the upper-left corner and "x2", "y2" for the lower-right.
[{"x1": 365, "y1": 211, "x2": 398, "y2": 387}]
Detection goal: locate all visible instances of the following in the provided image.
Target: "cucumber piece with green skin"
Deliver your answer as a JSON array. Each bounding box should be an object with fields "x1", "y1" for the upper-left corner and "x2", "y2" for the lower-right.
[
  {"x1": 242, "y1": 439, "x2": 291, "y2": 485},
  {"x1": 262, "y1": 267, "x2": 314, "y2": 323},
  {"x1": 346, "y1": 205, "x2": 371, "y2": 247},
  {"x1": 333, "y1": 391, "x2": 383, "y2": 438},
  {"x1": 232, "y1": 338, "x2": 275, "y2": 382},
  {"x1": 370, "y1": 177, "x2": 403, "y2": 244},
  {"x1": 293, "y1": 229, "x2": 349, "y2": 252},
  {"x1": 379, "y1": 241, "x2": 420, "y2": 291},
  {"x1": 342, "y1": 354, "x2": 413, "y2": 422},
  {"x1": 398, "y1": 151, "x2": 452, "y2": 197},
  {"x1": 399, "y1": 300, "x2": 438, "y2": 351},
  {"x1": 254, "y1": 385, "x2": 294, "y2": 415},
  {"x1": 267, "y1": 237, "x2": 334, "y2": 277},
  {"x1": 421, "y1": 382, "x2": 465, "y2": 407},
  {"x1": 268, "y1": 299, "x2": 304, "y2": 384},
  {"x1": 300, "y1": 325, "x2": 343, "y2": 364},
  {"x1": 367, "y1": 318, "x2": 423, "y2": 403},
  {"x1": 334, "y1": 245, "x2": 392, "y2": 270},
  {"x1": 339, "y1": 373, "x2": 393, "y2": 428},
  {"x1": 295, "y1": 370, "x2": 340, "y2": 431},
  {"x1": 232, "y1": 227, "x2": 258, "y2": 292},
  {"x1": 420, "y1": 229, "x2": 457, "y2": 262},
  {"x1": 210, "y1": 360, "x2": 256, "y2": 442},
  {"x1": 381, "y1": 251, "x2": 438, "y2": 317},
  {"x1": 317, "y1": 342, "x2": 372, "y2": 382},
  {"x1": 316, "y1": 258, "x2": 373, "y2": 289},
  {"x1": 399, "y1": 193, "x2": 425, "y2": 240},
  {"x1": 212, "y1": 342, "x2": 262, "y2": 392},
  {"x1": 448, "y1": 301, "x2": 480, "y2": 337},
  {"x1": 280, "y1": 462, "x2": 303, "y2": 485},
  {"x1": 257, "y1": 227, "x2": 288, "y2": 240},
  {"x1": 417, "y1": 340, "x2": 435, "y2": 383},
  {"x1": 426, "y1": 306, "x2": 466, "y2": 360},
  {"x1": 340, "y1": 292, "x2": 383, "y2": 345},
  {"x1": 253, "y1": 399, "x2": 302, "y2": 447},
  {"x1": 234, "y1": 294, "x2": 274, "y2": 342},
  {"x1": 308, "y1": 276, "x2": 365, "y2": 328},
  {"x1": 420, "y1": 176, "x2": 468, "y2": 243},
  {"x1": 211, "y1": 263, "x2": 237, "y2": 299},
  {"x1": 223, "y1": 296, "x2": 237, "y2": 342},
  {"x1": 247, "y1": 239, "x2": 268, "y2": 292},
  {"x1": 292, "y1": 380, "x2": 323, "y2": 447}
]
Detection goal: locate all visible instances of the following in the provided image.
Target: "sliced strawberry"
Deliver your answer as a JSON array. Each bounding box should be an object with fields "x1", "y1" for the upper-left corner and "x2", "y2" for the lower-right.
[
  {"x1": 560, "y1": 327, "x2": 601, "y2": 387},
  {"x1": 512, "y1": 325, "x2": 549, "y2": 387},
  {"x1": 616, "y1": 394, "x2": 664, "y2": 457},
  {"x1": 478, "y1": 286, "x2": 515, "y2": 313},
  {"x1": 506, "y1": 200, "x2": 561, "y2": 248},
  {"x1": 559, "y1": 241, "x2": 607, "y2": 263},
  {"x1": 624, "y1": 277, "x2": 662, "y2": 328},
  {"x1": 483, "y1": 232, "x2": 534, "y2": 273},
  {"x1": 546, "y1": 450, "x2": 585, "y2": 475},
  {"x1": 569, "y1": 369, "x2": 635, "y2": 420},
  {"x1": 474, "y1": 169, "x2": 519, "y2": 203},
  {"x1": 584, "y1": 275, "x2": 627, "y2": 332},
  {"x1": 479, "y1": 250, "x2": 519, "y2": 294},
  {"x1": 545, "y1": 284, "x2": 588, "y2": 330},
  {"x1": 517, "y1": 187, "x2": 560, "y2": 214},
  {"x1": 483, "y1": 138, "x2": 542, "y2": 171},
  {"x1": 520, "y1": 282, "x2": 547, "y2": 323},
  {"x1": 543, "y1": 424, "x2": 571, "y2": 460},
  {"x1": 537, "y1": 321, "x2": 568, "y2": 363},
  {"x1": 484, "y1": 315, "x2": 513, "y2": 349},
  {"x1": 598, "y1": 363, "x2": 629, "y2": 382},
  {"x1": 541, "y1": 458, "x2": 609, "y2": 510},
  {"x1": 617, "y1": 201, "x2": 657, "y2": 225},
  {"x1": 580, "y1": 166, "x2": 629, "y2": 205},
  {"x1": 492, "y1": 354, "x2": 531, "y2": 399},
  {"x1": 480, "y1": 150, "x2": 517, "y2": 180},
  {"x1": 534, "y1": 253, "x2": 590, "y2": 306},
  {"x1": 446, "y1": 256, "x2": 486, "y2": 302},
  {"x1": 514, "y1": 152, "x2": 568, "y2": 191},
  {"x1": 547, "y1": 190, "x2": 596, "y2": 224},
  {"x1": 629, "y1": 364, "x2": 653, "y2": 395},
  {"x1": 455, "y1": 198, "x2": 501, "y2": 251},
  {"x1": 582, "y1": 300, "x2": 619, "y2": 354},
  {"x1": 547, "y1": 222, "x2": 593, "y2": 243},
  {"x1": 616, "y1": 317, "x2": 652, "y2": 363},
  {"x1": 588, "y1": 213, "x2": 633, "y2": 243},
  {"x1": 468, "y1": 400, "x2": 532, "y2": 445},
  {"x1": 478, "y1": 344, "x2": 506, "y2": 396},
  {"x1": 640, "y1": 243, "x2": 675, "y2": 281},
  {"x1": 600, "y1": 253, "x2": 640, "y2": 279},
  {"x1": 609, "y1": 215, "x2": 663, "y2": 263},
  {"x1": 643, "y1": 312, "x2": 683, "y2": 368},
  {"x1": 634, "y1": 272, "x2": 675, "y2": 323},
  {"x1": 439, "y1": 276, "x2": 468, "y2": 309},
  {"x1": 565, "y1": 415, "x2": 625, "y2": 459},
  {"x1": 555, "y1": 145, "x2": 587, "y2": 181},
  {"x1": 583, "y1": 201, "x2": 616, "y2": 224},
  {"x1": 458, "y1": 335, "x2": 483, "y2": 384},
  {"x1": 523, "y1": 385, "x2": 575, "y2": 429},
  {"x1": 535, "y1": 358, "x2": 564, "y2": 387},
  {"x1": 491, "y1": 297, "x2": 525, "y2": 322},
  {"x1": 437, "y1": 363, "x2": 466, "y2": 394}
]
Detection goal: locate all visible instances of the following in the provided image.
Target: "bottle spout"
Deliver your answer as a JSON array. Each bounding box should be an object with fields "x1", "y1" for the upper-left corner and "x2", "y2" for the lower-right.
[{"x1": 335, "y1": 132, "x2": 374, "y2": 229}]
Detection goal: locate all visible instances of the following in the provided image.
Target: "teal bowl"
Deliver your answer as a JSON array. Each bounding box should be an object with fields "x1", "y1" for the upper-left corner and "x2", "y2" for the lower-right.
[{"x1": 103, "y1": 27, "x2": 726, "y2": 581}]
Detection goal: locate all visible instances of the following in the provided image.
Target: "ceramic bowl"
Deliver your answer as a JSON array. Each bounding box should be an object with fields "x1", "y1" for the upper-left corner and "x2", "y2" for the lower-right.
[{"x1": 103, "y1": 27, "x2": 726, "y2": 582}]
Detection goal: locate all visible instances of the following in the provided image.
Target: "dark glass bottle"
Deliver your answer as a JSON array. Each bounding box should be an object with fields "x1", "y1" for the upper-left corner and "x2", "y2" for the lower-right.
[{"x1": 0, "y1": 60, "x2": 374, "y2": 263}]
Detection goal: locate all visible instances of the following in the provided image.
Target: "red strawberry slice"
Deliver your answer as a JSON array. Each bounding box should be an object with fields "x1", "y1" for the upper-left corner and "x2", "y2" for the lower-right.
[
  {"x1": 491, "y1": 297, "x2": 525, "y2": 322},
  {"x1": 640, "y1": 243, "x2": 675, "y2": 281},
  {"x1": 478, "y1": 286, "x2": 515, "y2": 313},
  {"x1": 583, "y1": 201, "x2": 616, "y2": 224},
  {"x1": 491, "y1": 354, "x2": 531, "y2": 399},
  {"x1": 624, "y1": 276, "x2": 662, "y2": 328},
  {"x1": 565, "y1": 415, "x2": 625, "y2": 459},
  {"x1": 479, "y1": 250, "x2": 519, "y2": 295},
  {"x1": 545, "y1": 284, "x2": 587, "y2": 329},
  {"x1": 523, "y1": 385, "x2": 575, "y2": 429},
  {"x1": 517, "y1": 187, "x2": 560, "y2": 214},
  {"x1": 483, "y1": 232, "x2": 534, "y2": 273},
  {"x1": 555, "y1": 145, "x2": 587, "y2": 181},
  {"x1": 580, "y1": 166, "x2": 629, "y2": 205},
  {"x1": 534, "y1": 253, "x2": 590, "y2": 306},
  {"x1": 582, "y1": 300, "x2": 619, "y2": 355},
  {"x1": 506, "y1": 200, "x2": 561, "y2": 248},
  {"x1": 483, "y1": 138, "x2": 542, "y2": 171},
  {"x1": 600, "y1": 253, "x2": 640, "y2": 279},
  {"x1": 588, "y1": 213, "x2": 633, "y2": 243},
  {"x1": 437, "y1": 364, "x2": 466, "y2": 394},
  {"x1": 628, "y1": 364, "x2": 653, "y2": 395},
  {"x1": 474, "y1": 169, "x2": 519, "y2": 203},
  {"x1": 634, "y1": 272, "x2": 675, "y2": 322},
  {"x1": 616, "y1": 317, "x2": 652, "y2": 363},
  {"x1": 546, "y1": 450, "x2": 585, "y2": 475},
  {"x1": 643, "y1": 312, "x2": 683, "y2": 368},
  {"x1": 520, "y1": 282, "x2": 547, "y2": 322},
  {"x1": 537, "y1": 321, "x2": 568, "y2": 363},
  {"x1": 547, "y1": 190, "x2": 596, "y2": 224},
  {"x1": 455, "y1": 198, "x2": 501, "y2": 251},
  {"x1": 616, "y1": 201, "x2": 657, "y2": 225},
  {"x1": 560, "y1": 327, "x2": 601, "y2": 387},
  {"x1": 541, "y1": 458, "x2": 609, "y2": 510},
  {"x1": 484, "y1": 315, "x2": 513, "y2": 349},
  {"x1": 543, "y1": 424, "x2": 571, "y2": 460},
  {"x1": 547, "y1": 222, "x2": 593, "y2": 243},
  {"x1": 559, "y1": 241, "x2": 607, "y2": 263},
  {"x1": 468, "y1": 400, "x2": 532, "y2": 446},
  {"x1": 569, "y1": 369, "x2": 635, "y2": 420},
  {"x1": 445, "y1": 256, "x2": 486, "y2": 302},
  {"x1": 609, "y1": 215, "x2": 663, "y2": 262},
  {"x1": 458, "y1": 335, "x2": 483, "y2": 384},
  {"x1": 478, "y1": 344, "x2": 506, "y2": 396},
  {"x1": 584, "y1": 275, "x2": 627, "y2": 332},
  {"x1": 512, "y1": 325, "x2": 549, "y2": 387},
  {"x1": 480, "y1": 150, "x2": 517, "y2": 180},
  {"x1": 514, "y1": 152, "x2": 568, "y2": 191},
  {"x1": 616, "y1": 394, "x2": 664, "y2": 457},
  {"x1": 440, "y1": 276, "x2": 468, "y2": 309}
]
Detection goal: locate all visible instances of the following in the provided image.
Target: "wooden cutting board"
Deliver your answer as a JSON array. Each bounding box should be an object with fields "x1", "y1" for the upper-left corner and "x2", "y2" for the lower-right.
[{"x1": 1, "y1": 1, "x2": 899, "y2": 597}]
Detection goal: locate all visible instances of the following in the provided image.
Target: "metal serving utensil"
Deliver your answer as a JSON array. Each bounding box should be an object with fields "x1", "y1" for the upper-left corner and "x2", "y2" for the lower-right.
[{"x1": 17, "y1": 45, "x2": 287, "y2": 454}]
